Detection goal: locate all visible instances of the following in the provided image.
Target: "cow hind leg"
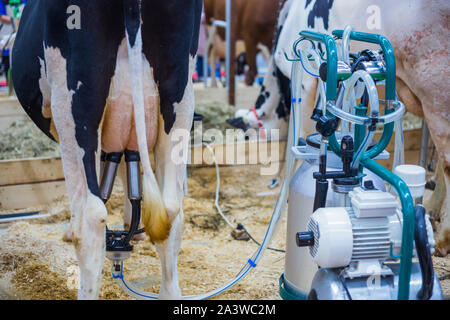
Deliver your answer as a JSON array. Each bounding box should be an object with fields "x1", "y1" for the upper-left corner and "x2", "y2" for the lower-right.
[
  {"x1": 51, "y1": 96, "x2": 106, "y2": 300},
  {"x1": 436, "y1": 169, "x2": 450, "y2": 255},
  {"x1": 153, "y1": 57, "x2": 196, "y2": 299},
  {"x1": 73, "y1": 188, "x2": 107, "y2": 300},
  {"x1": 154, "y1": 115, "x2": 189, "y2": 299},
  {"x1": 154, "y1": 131, "x2": 187, "y2": 299},
  {"x1": 209, "y1": 47, "x2": 218, "y2": 88},
  {"x1": 243, "y1": 36, "x2": 258, "y2": 86}
]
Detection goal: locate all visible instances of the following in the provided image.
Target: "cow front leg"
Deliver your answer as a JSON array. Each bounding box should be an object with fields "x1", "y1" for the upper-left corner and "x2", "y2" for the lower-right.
[
  {"x1": 243, "y1": 36, "x2": 258, "y2": 86},
  {"x1": 209, "y1": 47, "x2": 218, "y2": 88}
]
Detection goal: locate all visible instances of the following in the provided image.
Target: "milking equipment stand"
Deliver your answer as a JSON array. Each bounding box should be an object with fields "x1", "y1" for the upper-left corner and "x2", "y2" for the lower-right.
[
  {"x1": 99, "y1": 150, "x2": 145, "y2": 262},
  {"x1": 279, "y1": 27, "x2": 443, "y2": 300}
]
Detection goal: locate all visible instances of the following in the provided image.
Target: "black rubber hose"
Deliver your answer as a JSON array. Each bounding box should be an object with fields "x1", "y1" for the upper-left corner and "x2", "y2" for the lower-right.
[
  {"x1": 414, "y1": 205, "x2": 434, "y2": 300},
  {"x1": 124, "y1": 199, "x2": 142, "y2": 245},
  {"x1": 313, "y1": 179, "x2": 328, "y2": 212},
  {"x1": 0, "y1": 211, "x2": 40, "y2": 220}
]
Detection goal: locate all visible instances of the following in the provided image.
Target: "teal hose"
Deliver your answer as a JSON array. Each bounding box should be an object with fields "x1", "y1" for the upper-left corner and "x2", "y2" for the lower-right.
[
  {"x1": 328, "y1": 106, "x2": 395, "y2": 160},
  {"x1": 363, "y1": 108, "x2": 395, "y2": 160},
  {"x1": 360, "y1": 157, "x2": 415, "y2": 300}
]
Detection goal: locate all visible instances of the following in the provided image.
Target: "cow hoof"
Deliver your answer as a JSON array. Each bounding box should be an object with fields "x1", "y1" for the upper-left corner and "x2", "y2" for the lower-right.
[
  {"x1": 425, "y1": 179, "x2": 437, "y2": 191},
  {"x1": 62, "y1": 230, "x2": 74, "y2": 243},
  {"x1": 133, "y1": 232, "x2": 147, "y2": 241},
  {"x1": 245, "y1": 73, "x2": 255, "y2": 86},
  {"x1": 436, "y1": 247, "x2": 448, "y2": 258}
]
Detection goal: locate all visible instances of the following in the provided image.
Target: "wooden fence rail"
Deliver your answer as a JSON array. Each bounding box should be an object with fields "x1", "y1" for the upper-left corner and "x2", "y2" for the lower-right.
[{"x1": 0, "y1": 129, "x2": 428, "y2": 211}]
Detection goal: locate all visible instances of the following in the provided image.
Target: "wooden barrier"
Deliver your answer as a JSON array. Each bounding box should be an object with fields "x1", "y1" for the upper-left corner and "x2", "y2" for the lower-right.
[
  {"x1": 0, "y1": 96, "x2": 27, "y2": 130},
  {"x1": 0, "y1": 140, "x2": 286, "y2": 210},
  {"x1": 0, "y1": 157, "x2": 65, "y2": 210},
  {"x1": 0, "y1": 128, "x2": 428, "y2": 211}
]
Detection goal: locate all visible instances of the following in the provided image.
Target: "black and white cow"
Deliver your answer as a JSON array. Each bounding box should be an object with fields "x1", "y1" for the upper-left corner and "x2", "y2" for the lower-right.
[
  {"x1": 229, "y1": 0, "x2": 300, "y2": 140},
  {"x1": 12, "y1": 0, "x2": 202, "y2": 299},
  {"x1": 230, "y1": 0, "x2": 450, "y2": 252}
]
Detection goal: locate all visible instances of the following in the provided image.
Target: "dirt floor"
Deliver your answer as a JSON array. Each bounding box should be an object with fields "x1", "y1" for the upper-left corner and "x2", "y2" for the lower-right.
[
  {"x1": 0, "y1": 165, "x2": 289, "y2": 300},
  {"x1": 0, "y1": 164, "x2": 449, "y2": 300},
  {"x1": 0, "y1": 86, "x2": 448, "y2": 300}
]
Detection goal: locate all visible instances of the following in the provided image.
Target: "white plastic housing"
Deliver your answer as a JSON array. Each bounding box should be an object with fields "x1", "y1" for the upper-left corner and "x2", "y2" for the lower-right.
[
  {"x1": 349, "y1": 187, "x2": 398, "y2": 218},
  {"x1": 394, "y1": 165, "x2": 426, "y2": 199},
  {"x1": 308, "y1": 207, "x2": 354, "y2": 268}
]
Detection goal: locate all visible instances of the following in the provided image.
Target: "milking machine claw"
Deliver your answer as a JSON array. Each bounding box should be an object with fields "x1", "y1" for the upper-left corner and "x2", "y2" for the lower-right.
[
  {"x1": 100, "y1": 150, "x2": 145, "y2": 262},
  {"x1": 106, "y1": 230, "x2": 134, "y2": 253}
]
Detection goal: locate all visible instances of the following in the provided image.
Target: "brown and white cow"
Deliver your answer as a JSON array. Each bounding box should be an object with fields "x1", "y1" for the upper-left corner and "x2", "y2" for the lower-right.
[
  {"x1": 207, "y1": 33, "x2": 246, "y2": 87},
  {"x1": 204, "y1": 0, "x2": 286, "y2": 86}
]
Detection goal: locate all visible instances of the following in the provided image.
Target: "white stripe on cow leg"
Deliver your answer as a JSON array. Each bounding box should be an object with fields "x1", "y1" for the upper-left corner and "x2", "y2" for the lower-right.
[
  {"x1": 44, "y1": 46, "x2": 107, "y2": 300},
  {"x1": 154, "y1": 56, "x2": 196, "y2": 299}
]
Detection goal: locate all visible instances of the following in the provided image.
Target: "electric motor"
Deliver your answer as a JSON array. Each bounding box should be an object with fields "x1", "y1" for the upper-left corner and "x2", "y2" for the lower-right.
[{"x1": 299, "y1": 187, "x2": 403, "y2": 269}]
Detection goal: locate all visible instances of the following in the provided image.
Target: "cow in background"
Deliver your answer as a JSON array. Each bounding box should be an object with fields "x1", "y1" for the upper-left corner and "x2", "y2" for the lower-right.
[
  {"x1": 204, "y1": 0, "x2": 286, "y2": 86},
  {"x1": 231, "y1": 0, "x2": 450, "y2": 253},
  {"x1": 12, "y1": 0, "x2": 202, "y2": 299},
  {"x1": 207, "y1": 33, "x2": 246, "y2": 87}
]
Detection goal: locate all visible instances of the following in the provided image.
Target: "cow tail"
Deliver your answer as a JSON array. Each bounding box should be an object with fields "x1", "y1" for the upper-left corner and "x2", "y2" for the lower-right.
[{"x1": 124, "y1": 0, "x2": 170, "y2": 243}]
